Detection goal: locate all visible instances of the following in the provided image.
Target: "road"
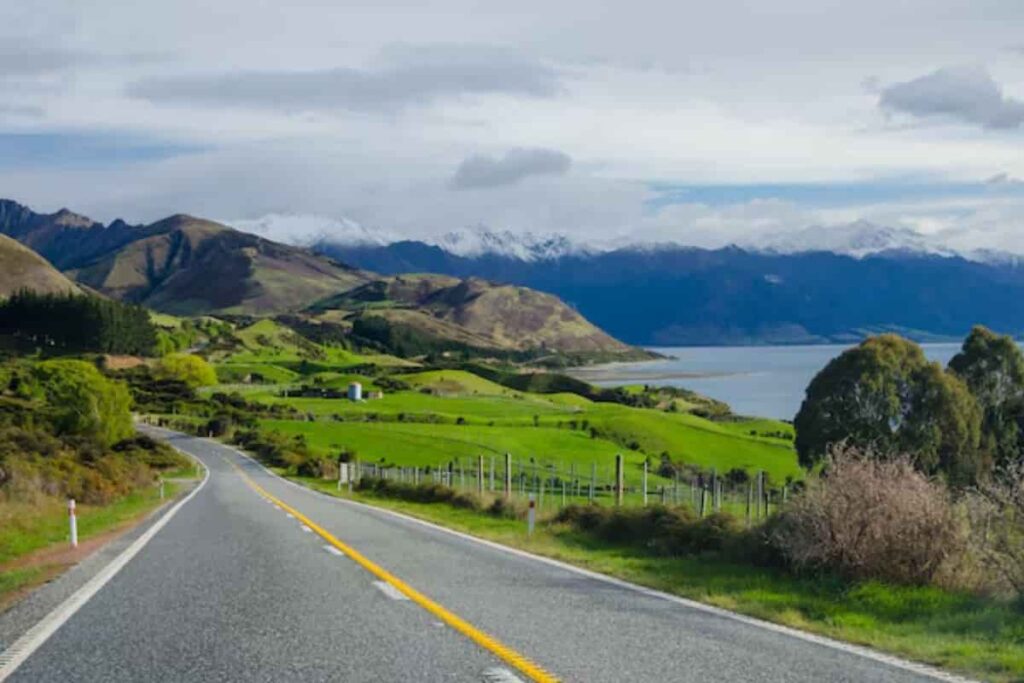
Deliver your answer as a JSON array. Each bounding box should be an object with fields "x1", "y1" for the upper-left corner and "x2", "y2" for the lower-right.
[{"x1": 4, "y1": 429, "x2": 963, "y2": 682}]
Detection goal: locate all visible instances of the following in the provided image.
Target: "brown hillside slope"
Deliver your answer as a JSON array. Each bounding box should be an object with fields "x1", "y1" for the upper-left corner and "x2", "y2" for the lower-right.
[
  {"x1": 0, "y1": 235, "x2": 79, "y2": 298},
  {"x1": 68, "y1": 215, "x2": 370, "y2": 316},
  {"x1": 317, "y1": 273, "x2": 632, "y2": 353}
]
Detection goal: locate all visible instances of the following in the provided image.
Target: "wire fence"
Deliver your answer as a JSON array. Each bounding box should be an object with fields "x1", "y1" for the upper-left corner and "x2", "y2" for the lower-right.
[{"x1": 344, "y1": 454, "x2": 792, "y2": 526}]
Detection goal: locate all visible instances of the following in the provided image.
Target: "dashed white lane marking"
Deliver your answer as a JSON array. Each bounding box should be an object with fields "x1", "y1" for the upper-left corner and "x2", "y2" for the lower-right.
[
  {"x1": 322, "y1": 544, "x2": 345, "y2": 557},
  {"x1": 372, "y1": 581, "x2": 409, "y2": 601},
  {"x1": 481, "y1": 667, "x2": 525, "y2": 683},
  {"x1": 285, "y1": 512, "x2": 294, "y2": 519},
  {"x1": 300, "y1": 525, "x2": 312, "y2": 533},
  {"x1": 273, "y1": 504, "x2": 281, "y2": 510}
]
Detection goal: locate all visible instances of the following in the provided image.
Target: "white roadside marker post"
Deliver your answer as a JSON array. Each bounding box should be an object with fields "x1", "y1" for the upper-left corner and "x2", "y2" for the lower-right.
[
  {"x1": 68, "y1": 498, "x2": 78, "y2": 548},
  {"x1": 159, "y1": 478, "x2": 165, "y2": 500},
  {"x1": 527, "y1": 493, "x2": 536, "y2": 537}
]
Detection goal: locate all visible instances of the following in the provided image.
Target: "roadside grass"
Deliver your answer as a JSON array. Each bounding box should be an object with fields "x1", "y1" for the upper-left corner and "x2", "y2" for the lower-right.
[
  {"x1": 0, "y1": 483, "x2": 178, "y2": 566},
  {"x1": 291, "y1": 474, "x2": 1024, "y2": 682}
]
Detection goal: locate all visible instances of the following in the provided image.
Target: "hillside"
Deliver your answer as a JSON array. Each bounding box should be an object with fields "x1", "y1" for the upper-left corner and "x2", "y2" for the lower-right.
[
  {"x1": 316, "y1": 240, "x2": 1024, "y2": 345},
  {"x1": 0, "y1": 234, "x2": 79, "y2": 298},
  {"x1": 0, "y1": 200, "x2": 370, "y2": 316},
  {"x1": 70, "y1": 215, "x2": 369, "y2": 315},
  {"x1": 312, "y1": 274, "x2": 635, "y2": 355}
]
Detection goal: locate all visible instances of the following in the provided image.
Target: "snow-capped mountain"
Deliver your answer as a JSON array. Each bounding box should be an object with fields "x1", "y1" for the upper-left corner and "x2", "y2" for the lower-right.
[
  {"x1": 227, "y1": 213, "x2": 1017, "y2": 264},
  {"x1": 433, "y1": 226, "x2": 585, "y2": 260},
  {"x1": 227, "y1": 214, "x2": 399, "y2": 249},
  {"x1": 752, "y1": 220, "x2": 953, "y2": 258}
]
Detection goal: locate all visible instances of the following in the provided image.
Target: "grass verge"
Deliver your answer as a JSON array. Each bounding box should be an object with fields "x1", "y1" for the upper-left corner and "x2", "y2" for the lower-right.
[
  {"x1": 290, "y1": 474, "x2": 1024, "y2": 683},
  {"x1": 0, "y1": 480, "x2": 187, "y2": 608}
]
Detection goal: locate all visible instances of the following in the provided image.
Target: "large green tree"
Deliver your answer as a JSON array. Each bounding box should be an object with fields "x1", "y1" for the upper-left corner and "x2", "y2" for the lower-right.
[
  {"x1": 32, "y1": 359, "x2": 134, "y2": 445},
  {"x1": 794, "y1": 335, "x2": 982, "y2": 483},
  {"x1": 948, "y1": 325, "x2": 1024, "y2": 468}
]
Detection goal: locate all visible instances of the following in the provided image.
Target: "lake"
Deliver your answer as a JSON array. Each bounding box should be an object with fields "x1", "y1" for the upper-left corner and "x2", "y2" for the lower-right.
[{"x1": 569, "y1": 343, "x2": 964, "y2": 421}]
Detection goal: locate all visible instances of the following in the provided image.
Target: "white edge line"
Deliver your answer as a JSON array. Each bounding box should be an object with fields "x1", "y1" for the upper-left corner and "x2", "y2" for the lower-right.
[
  {"x1": 0, "y1": 449, "x2": 209, "y2": 682},
  {"x1": 211, "y1": 436, "x2": 975, "y2": 683}
]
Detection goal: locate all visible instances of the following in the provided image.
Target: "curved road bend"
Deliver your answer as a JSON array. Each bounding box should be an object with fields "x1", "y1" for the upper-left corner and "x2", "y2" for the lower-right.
[{"x1": 8, "y1": 429, "x2": 964, "y2": 682}]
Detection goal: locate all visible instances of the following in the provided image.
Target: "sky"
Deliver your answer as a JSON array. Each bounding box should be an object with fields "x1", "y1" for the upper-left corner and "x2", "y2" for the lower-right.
[{"x1": 1, "y1": 0, "x2": 1023, "y2": 252}]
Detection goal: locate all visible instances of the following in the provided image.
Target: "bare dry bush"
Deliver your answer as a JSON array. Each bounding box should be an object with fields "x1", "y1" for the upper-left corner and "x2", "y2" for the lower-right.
[{"x1": 772, "y1": 443, "x2": 965, "y2": 585}]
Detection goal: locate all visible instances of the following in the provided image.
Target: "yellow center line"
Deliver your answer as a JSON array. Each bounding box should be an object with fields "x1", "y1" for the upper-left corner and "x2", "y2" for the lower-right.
[{"x1": 226, "y1": 458, "x2": 560, "y2": 683}]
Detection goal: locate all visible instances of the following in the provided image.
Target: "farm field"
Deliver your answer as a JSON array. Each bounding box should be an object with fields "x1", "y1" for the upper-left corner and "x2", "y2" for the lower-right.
[{"x1": 240, "y1": 373, "x2": 801, "y2": 483}]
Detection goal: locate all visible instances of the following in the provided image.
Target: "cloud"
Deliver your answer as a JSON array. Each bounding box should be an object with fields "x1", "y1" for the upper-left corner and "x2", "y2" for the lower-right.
[
  {"x1": 986, "y1": 172, "x2": 1024, "y2": 187},
  {"x1": 879, "y1": 65, "x2": 1024, "y2": 129},
  {"x1": 126, "y1": 45, "x2": 561, "y2": 113},
  {"x1": 0, "y1": 45, "x2": 92, "y2": 77},
  {"x1": 450, "y1": 148, "x2": 572, "y2": 189}
]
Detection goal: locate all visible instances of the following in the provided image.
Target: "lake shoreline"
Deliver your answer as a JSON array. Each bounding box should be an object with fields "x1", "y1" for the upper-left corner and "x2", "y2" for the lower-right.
[{"x1": 567, "y1": 343, "x2": 965, "y2": 420}]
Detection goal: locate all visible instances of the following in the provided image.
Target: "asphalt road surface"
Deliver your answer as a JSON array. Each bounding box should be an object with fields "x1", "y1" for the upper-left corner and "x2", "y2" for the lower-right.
[{"x1": 5, "y1": 429, "x2": 965, "y2": 682}]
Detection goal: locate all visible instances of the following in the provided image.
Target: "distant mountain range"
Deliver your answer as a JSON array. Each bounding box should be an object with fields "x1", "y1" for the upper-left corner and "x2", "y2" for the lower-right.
[
  {"x1": 229, "y1": 213, "x2": 1016, "y2": 263},
  {"x1": 8, "y1": 198, "x2": 1024, "y2": 348},
  {"x1": 0, "y1": 200, "x2": 370, "y2": 315},
  {"x1": 0, "y1": 199, "x2": 638, "y2": 357},
  {"x1": 306, "y1": 229, "x2": 1024, "y2": 346}
]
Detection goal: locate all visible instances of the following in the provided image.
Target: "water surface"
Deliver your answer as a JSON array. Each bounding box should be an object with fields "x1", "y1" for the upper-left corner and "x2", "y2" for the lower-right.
[{"x1": 570, "y1": 344, "x2": 963, "y2": 420}]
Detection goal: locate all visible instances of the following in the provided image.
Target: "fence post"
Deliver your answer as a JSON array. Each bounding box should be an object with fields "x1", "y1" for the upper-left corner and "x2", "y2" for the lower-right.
[
  {"x1": 561, "y1": 475, "x2": 566, "y2": 508},
  {"x1": 757, "y1": 471, "x2": 764, "y2": 519},
  {"x1": 746, "y1": 480, "x2": 752, "y2": 527},
  {"x1": 477, "y1": 455, "x2": 484, "y2": 495},
  {"x1": 699, "y1": 486, "x2": 706, "y2": 518},
  {"x1": 504, "y1": 452, "x2": 512, "y2": 500},
  {"x1": 642, "y1": 460, "x2": 648, "y2": 507},
  {"x1": 527, "y1": 494, "x2": 536, "y2": 536},
  {"x1": 615, "y1": 453, "x2": 624, "y2": 507},
  {"x1": 673, "y1": 471, "x2": 679, "y2": 506},
  {"x1": 589, "y1": 463, "x2": 596, "y2": 503},
  {"x1": 490, "y1": 456, "x2": 495, "y2": 492}
]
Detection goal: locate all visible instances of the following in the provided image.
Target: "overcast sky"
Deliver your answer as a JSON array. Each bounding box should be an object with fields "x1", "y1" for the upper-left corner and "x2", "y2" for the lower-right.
[{"x1": 1, "y1": 0, "x2": 1023, "y2": 250}]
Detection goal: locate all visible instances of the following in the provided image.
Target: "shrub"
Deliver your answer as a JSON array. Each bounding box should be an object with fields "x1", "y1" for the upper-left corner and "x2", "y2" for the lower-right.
[
  {"x1": 964, "y1": 462, "x2": 1024, "y2": 594},
  {"x1": 771, "y1": 444, "x2": 964, "y2": 585},
  {"x1": 155, "y1": 353, "x2": 218, "y2": 389},
  {"x1": 555, "y1": 503, "x2": 743, "y2": 557}
]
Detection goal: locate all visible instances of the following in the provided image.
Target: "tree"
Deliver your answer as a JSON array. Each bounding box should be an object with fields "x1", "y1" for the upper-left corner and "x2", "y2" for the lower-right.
[
  {"x1": 32, "y1": 359, "x2": 134, "y2": 445},
  {"x1": 0, "y1": 290, "x2": 157, "y2": 355},
  {"x1": 794, "y1": 334, "x2": 982, "y2": 483},
  {"x1": 155, "y1": 353, "x2": 218, "y2": 389},
  {"x1": 948, "y1": 325, "x2": 1024, "y2": 468}
]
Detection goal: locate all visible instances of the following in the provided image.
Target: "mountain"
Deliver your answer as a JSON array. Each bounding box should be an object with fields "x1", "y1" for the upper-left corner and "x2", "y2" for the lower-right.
[
  {"x1": 314, "y1": 240, "x2": 1024, "y2": 346},
  {"x1": 0, "y1": 234, "x2": 79, "y2": 299},
  {"x1": 756, "y1": 220, "x2": 949, "y2": 258},
  {"x1": 228, "y1": 211, "x2": 1007, "y2": 263},
  {"x1": 310, "y1": 273, "x2": 635, "y2": 355},
  {"x1": 0, "y1": 201, "x2": 370, "y2": 316}
]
